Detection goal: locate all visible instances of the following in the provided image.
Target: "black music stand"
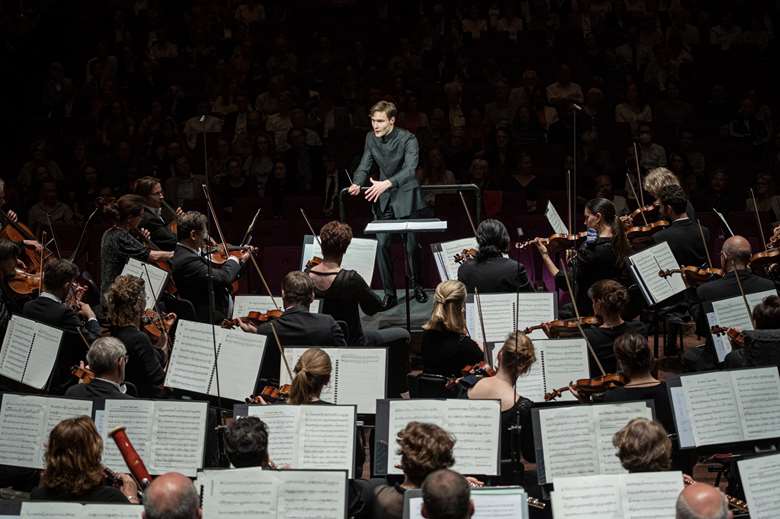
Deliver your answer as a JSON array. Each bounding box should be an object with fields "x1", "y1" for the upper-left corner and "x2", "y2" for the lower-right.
[{"x1": 364, "y1": 218, "x2": 447, "y2": 332}]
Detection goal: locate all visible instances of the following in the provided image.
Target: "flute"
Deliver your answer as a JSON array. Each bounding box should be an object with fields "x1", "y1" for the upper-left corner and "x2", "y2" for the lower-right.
[{"x1": 109, "y1": 426, "x2": 152, "y2": 489}]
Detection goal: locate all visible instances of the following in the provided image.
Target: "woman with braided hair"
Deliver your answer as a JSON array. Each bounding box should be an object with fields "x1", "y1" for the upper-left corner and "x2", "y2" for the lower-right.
[
  {"x1": 287, "y1": 347, "x2": 332, "y2": 405},
  {"x1": 420, "y1": 280, "x2": 483, "y2": 378}
]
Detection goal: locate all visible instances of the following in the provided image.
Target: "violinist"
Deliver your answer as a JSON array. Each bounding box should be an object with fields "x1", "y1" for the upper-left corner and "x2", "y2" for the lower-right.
[
  {"x1": 0, "y1": 239, "x2": 22, "y2": 337},
  {"x1": 0, "y1": 177, "x2": 43, "y2": 252},
  {"x1": 584, "y1": 280, "x2": 646, "y2": 376},
  {"x1": 421, "y1": 280, "x2": 483, "y2": 378},
  {"x1": 643, "y1": 167, "x2": 696, "y2": 221},
  {"x1": 725, "y1": 295, "x2": 780, "y2": 371},
  {"x1": 223, "y1": 416, "x2": 273, "y2": 469},
  {"x1": 456, "y1": 219, "x2": 534, "y2": 294},
  {"x1": 238, "y1": 272, "x2": 346, "y2": 382},
  {"x1": 105, "y1": 275, "x2": 166, "y2": 398},
  {"x1": 287, "y1": 348, "x2": 332, "y2": 405},
  {"x1": 651, "y1": 185, "x2": 709, "y2": 267},
  {"x1": 171, "y1": 211, "x2": 250, "y2": 323},
  {"x1": 134, "y1": 176, "x2": 179, "y2": 251},
  {"x1": 65, "y1": 337, "x2": 134, "y2": 400},
  {"x1": 99, "y1": 194, "x2": 174, "y2": 303},
  {"x1": 467, "y1": 331, "x2": 536, "y2": 484},
  {"x1": 23, "y1": 259, "x2": 101, "y2": 392},
  {"x1": 536, "y1": 198, "x2": 630, "y2": 315}
]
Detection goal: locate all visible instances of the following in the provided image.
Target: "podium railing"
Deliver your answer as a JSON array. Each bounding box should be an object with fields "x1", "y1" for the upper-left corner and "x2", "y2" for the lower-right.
[{"x1": 338, "y1": 183, "x2": 482, "y2": 223}]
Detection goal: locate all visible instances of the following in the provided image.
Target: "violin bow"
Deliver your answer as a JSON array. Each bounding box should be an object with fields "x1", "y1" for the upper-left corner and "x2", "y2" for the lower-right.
[
  {"x1": 201, "y1": 184, "x2": 232, "y2": 260},
  {"x1": 474, "y1": 287, "x2": 491, "y2": 368},
  {"x1": 566, "y1": 169, "x2": 573, "y2": 235},
  {"x1": 632, "y1": 142, "x2": 647, "y2": 209},
  {"x1": 269, "y1": 321, "x2": 294, "y2": 381},
  {"x1": 140, "y1": 262, "x2": 173, "y2": 367},
  {"x1": 750, "y1": 188, "x2": 769, "y2": 251},
  {"x1": 239, "y1": 208, "x2": 261, "y2": 248},
  {"x1": 69, "y1": 205, "x2": 101, "y2": 263},
  {"x1": 44, "y1": 212, "x2": 62, "y2": 260},
  {"x1": 38, "y1": 230, "x2": 47, "y2": 293},
  {"x1": 559, "y1": 258, "x2": 606, "y2": 376},
  {"x1": 299, "y1": 208, "x2": 322, "y2": 246},
  {"x1": 730, "y1": 256, "x2": 755, "y2": 328},
  {"x1": 458, "y1": 192, "x2": 478, "y2": 238},
  {"x1": 625, "y1": 173, "x2": 649, "y2": 226},
  {"x1": 697, "y1": 219, "x2": 714, "y2": 270}
]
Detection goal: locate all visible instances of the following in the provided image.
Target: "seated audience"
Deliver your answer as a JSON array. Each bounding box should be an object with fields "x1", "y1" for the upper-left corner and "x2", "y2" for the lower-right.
[{"x1": 65, "y1": 337, "x2": 133, "y2": 399}]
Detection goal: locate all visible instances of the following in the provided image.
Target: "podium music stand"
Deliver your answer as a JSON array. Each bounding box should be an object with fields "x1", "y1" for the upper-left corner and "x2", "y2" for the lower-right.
[{"x1": 364, "y1": 219, "x2": 448, "y2": 331}]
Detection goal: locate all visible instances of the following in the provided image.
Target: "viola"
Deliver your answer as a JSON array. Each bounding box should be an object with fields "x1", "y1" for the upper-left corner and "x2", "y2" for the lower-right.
[
  {"x1": 222, "y1": 309, "x2": 283, "y2": 329},
  {"x1": 523, "y1": 316, "x2": 601, "y2": 338},
  {"x1": 8, "y1": 268, "x2": 42, "y2": 295},
  {"x1": 71, "y1": 365, "x2": 96, "y2": 384},
  {"x1": 544, "y1": 373, "x2": 626, "y2": 401},
  {"x1": 710, "y1": 325, "x2": 745, "y2": 348},
  {"x1": 453, "y1": 248, "x2": 477, "y2": 264},
  {"x1": 659, "y1": 266, "x2": 724, "y2": 285},
  {"x1": 515, "y1": 232, "x2": 587, "y2": 254},
  {"x1": 247, "y1": 384, "x2": 291, "y2": 404}
]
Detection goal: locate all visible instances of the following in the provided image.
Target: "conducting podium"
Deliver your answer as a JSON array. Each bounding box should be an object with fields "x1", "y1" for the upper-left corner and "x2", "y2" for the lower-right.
[{"x1": 364, "y1": 218, "x2": 447, "y2": 331}]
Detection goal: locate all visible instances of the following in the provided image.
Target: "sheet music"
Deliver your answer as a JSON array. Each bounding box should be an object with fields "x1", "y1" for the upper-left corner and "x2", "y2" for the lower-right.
[
  {"x1": 592, "y1": 402, "x2": 653, "y2": 475},
  {"x1": 302, "y1": 236, "x2": 377, "y2": 286},
  {"x1": 386, "y1": 400, "x2": 449, "y2": 475},
  {"x1": 233, "y1": 295, "x2": 318, "y2": 317},
  {"x1": 731, "y1": 367, "x2": 780, "y2": 441},
  {"x1": 680, "y1": 372, "x2": 743, "y2": 446},
  {"x1": 433, "y1": 237, "x2": 479, "y2": 281},
  {"x1": 0, "y1": 315, "x2": 63, "y2": 389},
  {"x1": 669, "y1": 387, "x2": 695, "y2": 448},
  {"x1": 165, "y1": 319, "x2": 266, "y2": 401},
  {"x1": 738, "y1": 453, "x2": 780, "y2": 519},
  {"x1": 622, "y1": 471, "x2": 684, "y2": 518},
  {"x1": 364, "y1": 220, "x2": 447, "y2": 233},
  {"x1": 20, "y1": 503, "x2": 143, "y2": 519},
  {"x1": 407, "y1": 487, "x2": 529, "y2": 519},
  {"x1": 248, "y1": 405, "x2": 356, "y2": 477},
  {"x1": 711, "y1": 289, "x2": 778, "y2": 333},
  {"x1": 0, "y1": 394, "x2": 93, "y2": 469},
  {"x1": 445, "y1": 399, "x2": 501, "y2": 475},
  {"x1": 466, "y1": 293, "x2": 555, "y2": 342},
  {"x1": 545, "y1": 201, "x2": 568, "y2": 235},
  {"x1": 122, "y1": 258, "x2": 168, "y2": 310},
  {"x1": 706, "y1": 312, "x2": 733, "y2": 363},
  {"x1": 279, "y1": 348, "x2": 387, "y2": 414},
  {"x1": 538, "y1": 406, "x2": 598, "y2": 483},
  {"x1": 101, "y1": 400, "x2": 154, "y2": 472},
  {"x1": 200, "y1": 468, "x2": 347, "y2": 519},
  {"x1": 628, "y1": 242, "x2": 686, "y2": 304}
]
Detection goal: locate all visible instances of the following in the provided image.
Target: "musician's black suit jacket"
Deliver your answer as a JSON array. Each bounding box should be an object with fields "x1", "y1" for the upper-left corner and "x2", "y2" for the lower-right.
[
  {"x1": 651, "y1": 218, "x2": 710, "y2": 267},
  {"x1": 65, "y1": 378, "x2": 134, "y2": 399},
  {"x1": 140, "y1": 206, "x2": 177, "y2": 251},
  {"x1": 457, "y1": 256, "x2": 535, "y2": 293},
  {"x1": 255, "y1": 305, "x2": 347, "y2": 381},
  {"x1": 171, "y1": 243, "x2": 241, "y2": 323},
  {"x1": 22, "y1": 295, "x2": 101, "y2": 393}
]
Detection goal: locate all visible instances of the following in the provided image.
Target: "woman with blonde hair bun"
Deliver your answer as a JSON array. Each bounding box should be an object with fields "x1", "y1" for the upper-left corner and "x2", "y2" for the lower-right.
[
  {"x1": 287, "y1": 347, "x2": 332, "y2": 405},
  {"x1": 421, "y1": 280, "x2": 483, "y2": 377}
]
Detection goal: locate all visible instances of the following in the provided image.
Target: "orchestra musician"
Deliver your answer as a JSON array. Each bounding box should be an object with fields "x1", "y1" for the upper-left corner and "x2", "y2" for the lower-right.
[
  {"x1": 643, "y1": 167, "x2": 696, "y2": 221},
  {"x1": 725, "y1": 294, "x2": 780, "y2": 370},
  {"x1": 347, "y1": 100, "x2": 427, "y2": 308},
  {"x1": 31, "y1": 416, "x2": 139, "y2": 503},
  {"x1": 0, "y1": 177, "x2": 43, "y2": 252},
  {"x1": 287, "y1": 347, "x2": 332, "y2": 405},
  {"x1": 65, "y1": 337, "x2": 134, "y2": 400},
  {"x1": 143, "y1": 472, "x2": 202, "y2": 519},
  {"x1": 105, "y1": 275, "x2": 166, "y2": 397},
  {"x1": 223, "y1": 416, "x2": 273, "y2": 469},
  {"x1": 676, "y1": 482, "x2": 732, "y2": 519},
  {"x1": 420, "y1": 280, "x2": 483, "y2": 378},
  {"x1": 467, "y1": 331, "x2": 536, "y2": 484},
  {"x1": 584, "y1": 280, "x2": 647, "y2": 377},
  {"x1": 239, "y1": 271, "x2": 346, "y2": 382},
  {"x1": 536, "y1": 198, "x2": 630, "y2": 316},
  {"x1": 0, "y1": 239, "x2": 22, "y2": 337},
  {"x1": 457, "y1": 219, "x2": 534, "y2": 294},
  {"x1": 133, "y1": 176, "x2": 180, "y2": 252},
  {"x1": 420, "y1": 470, "x2": 473, "y2": 519},
  {"x1": 171, "y1": 211, "x2": 251, "y2": 323},
  {"x1": 99, "y1": 194, "x2": 174, "y2": 303},
  {"x1": 612, "y1": 417, "x2": 672, "y2": 473},
  {"x1": 652, "y1": 184, "x2": 709, "y2": 267}
]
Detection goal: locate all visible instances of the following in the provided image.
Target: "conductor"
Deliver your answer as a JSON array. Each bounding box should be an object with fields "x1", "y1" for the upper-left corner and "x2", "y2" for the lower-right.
[{"x1": 348, "y1": 100, "x2": 427, "y2": 307}]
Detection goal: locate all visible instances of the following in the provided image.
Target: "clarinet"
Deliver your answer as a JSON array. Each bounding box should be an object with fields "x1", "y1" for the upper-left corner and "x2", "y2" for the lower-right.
[{"x1": 109, "y1": 426, "x2": 153, "y2": 489}]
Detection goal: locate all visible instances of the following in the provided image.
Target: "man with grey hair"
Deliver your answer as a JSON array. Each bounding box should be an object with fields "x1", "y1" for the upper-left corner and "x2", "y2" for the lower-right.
[
  {"x1": 143, "y1": 472, "x2": 201, "y2": 519},
  {"x1": 421, "y1": 469, "x2": 474, "y2": 519},
  {"x1": 65, "y1": 337, "x2": 133, "y2": 399},
  {"x1": 676, "y1": 483, "x2": 732, "y2": 519}
]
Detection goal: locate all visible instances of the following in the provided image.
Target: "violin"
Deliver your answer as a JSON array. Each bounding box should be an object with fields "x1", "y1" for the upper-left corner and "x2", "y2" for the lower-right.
[
  {"x1": 305, "y1": 256, "x2": 323, "y2": 270},
  {"x1": 624, "y1": 219, "x2": 669, "y2": 240},
  {"x1": 750, "y1": 247, "x2": 780, "y2": 275},
  {"x1": 247, "y1": 384, "x2": 291, "y2": 404},
  {"x1": 206, "y1": 241, "x2": 254, "y2": 265},
  {"x1": 515, "y1": 232, "x2": 587, "y2": 254},
  {"x1": 544, "y1": 373, "x2": 626, "y2": 401},
  {"x1": 141, "y1": 310, "x2": 176, "y2": 346},
  {"x1": 221, "y1": 309, "x2": 283, "y2": 329},
  {"x1": 659, "y1": 266, "x2": 724, "y2": 285},
  {"x1": 453, "y1": 248, "x2": 477, "y2": 264},
  {"x1": 8, "y1": 268, "x2": 42, "y2": 296},
  {"x1": 523, "y1": 316, "x2": 601, "y2": 338},
  {"x1": 71, "y1": 365, "x2": 96, "y2": 384},
  {"x1": 620, "y1": 202, "x2": 659, "y2": 225},
  {"x1": 710, "y1": 326, "x2": 745, "y2": 348},
  {"x1": 445, "y1": 361, "x2": 496, "y2": 391}
]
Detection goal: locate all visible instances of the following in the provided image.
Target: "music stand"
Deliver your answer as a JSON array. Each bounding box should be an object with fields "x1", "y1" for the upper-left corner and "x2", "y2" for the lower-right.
[{"x1": 364, "y1": 218, "x2": 447, "y2": 331}]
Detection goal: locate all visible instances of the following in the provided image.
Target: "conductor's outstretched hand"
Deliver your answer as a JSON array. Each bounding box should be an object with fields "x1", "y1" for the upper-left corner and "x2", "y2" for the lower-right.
[{"x1": 364, "y1": 178, "x2": 392, "y2": 203}]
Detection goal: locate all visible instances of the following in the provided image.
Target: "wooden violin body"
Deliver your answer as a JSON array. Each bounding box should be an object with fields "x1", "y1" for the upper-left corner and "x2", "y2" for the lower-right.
[
  {"x1": 515, "y1": 232, "x2": 587, "y2": 254},
  {"x1": 453, "y1": 248, "x2": 477, "y2": 264},
  {"x1": 659, "y1": 266, "x2": 724, "y2": 285},
  {"x1": 247, "y1": 384, "x2": 291, "y2": 404},
  {"x1": 624, "y1": 219, "x2": 669, "y2": 240},
  {"x1": 446, "y1": 361, "x2": 496, "y2": 391},
  {"x1": 523, "y1": 316, "x2": 601, "y2": 338},
  {"x1": 71, "y1": 365, "x2": 96, "y2": 384},
  {"x1": 710, "y1": 326, "x2": 745, "y2": 348},
  {"x1": 222, "y1": 310, "x2": 283, "y2": 329},
  {"x1": 544, "y1": 373, "x2": 626, "y2": 401},
  {"x1": 141, "y1": 310, "x2": 176, "y2": 347}
]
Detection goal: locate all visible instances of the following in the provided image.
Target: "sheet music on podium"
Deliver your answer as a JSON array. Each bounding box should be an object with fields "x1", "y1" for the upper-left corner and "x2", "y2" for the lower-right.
[
  {"x1": 466, "y1": 293, "x2": 556, "y2": 342},
  {"x1": 279, "y1": 347, "x2": 387, "y2": 414},
  {"x1": 707, "y1": 289, "x2": 778, "y2": 362},
  {"x1": 0, "y1": 315, "x2": 64, "y2": 390},
  {"x1": 164, "y1": 319, "x2": 266, "y2": 401},
  {"x1": 376, "y1": 399, "x2": 501, "y2": 476},
  {"x1": 301, "y1": 235, "x2": 378, "y2": 286},
  {"x1": 550, "y1": 471, "x2": 684, "y2": 519},
  {"x1": 364, "y1": 219, "x2": 448, "y2": 233},
  {"x1": 490, "y1": 339, "x2": 589, "y2": 402},
  {"x1": 430, "y1": 237, "x2": 479, "y2": 281},
  {"x1": 20, "y1": 502, "x2": 144, "y2": 518},
  {"x1": 198, "y1": 467, "x2": 348, "y2": 519},
  {"x1": 242, "y1": 405, "x2": 356, "y2": 477},
  {"x1": 628, "y1": 241, "x2": 686, "y2": 305},
  {"x1": 545, "y1": 201, "x2": 569, "y2": 235},
  {"x1": 668, "y1": 367, "x2": 780, "y2": 449},
  {"x1": 0, "y1": 394, "x2": 93, "y2": 469},
  {"x1": 532, "y1": 401, "x2": 654, "y2": 484},
  {"x1": 96, "y1": 399, "x2": 207, "y2": 477},
  {"x1": 738, "y1": 453, "x2": 780, "y2": 519},
  {"x1": 232, "y1": 295, "x2": 320, "y2": 317},
  {"x1": 121, "y1": 258, "x2": 168, "y2": 310},
  {"x1": 404, "y1": 487, "x2": 529, "y2": 519}
]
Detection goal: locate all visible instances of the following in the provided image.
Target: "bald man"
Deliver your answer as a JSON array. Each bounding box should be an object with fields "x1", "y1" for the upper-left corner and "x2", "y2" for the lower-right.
[
  {"x1": 421, "y1": 469, "x2": 474, "y2": 519},
  {"x1": 675, "y1": 483, "x2": 732, "y2": 519},
  {"x1": 143, "y1": 472, "x2": 202, "y2": 519},
  {"x1": 687, "y1": 235, "x2": 778, "y2": 370}
]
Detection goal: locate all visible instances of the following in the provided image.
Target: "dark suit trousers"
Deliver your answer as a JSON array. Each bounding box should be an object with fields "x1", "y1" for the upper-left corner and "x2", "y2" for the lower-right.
[{"x1": 376, "y1": 206, "x2": 421, "y2": 295}]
